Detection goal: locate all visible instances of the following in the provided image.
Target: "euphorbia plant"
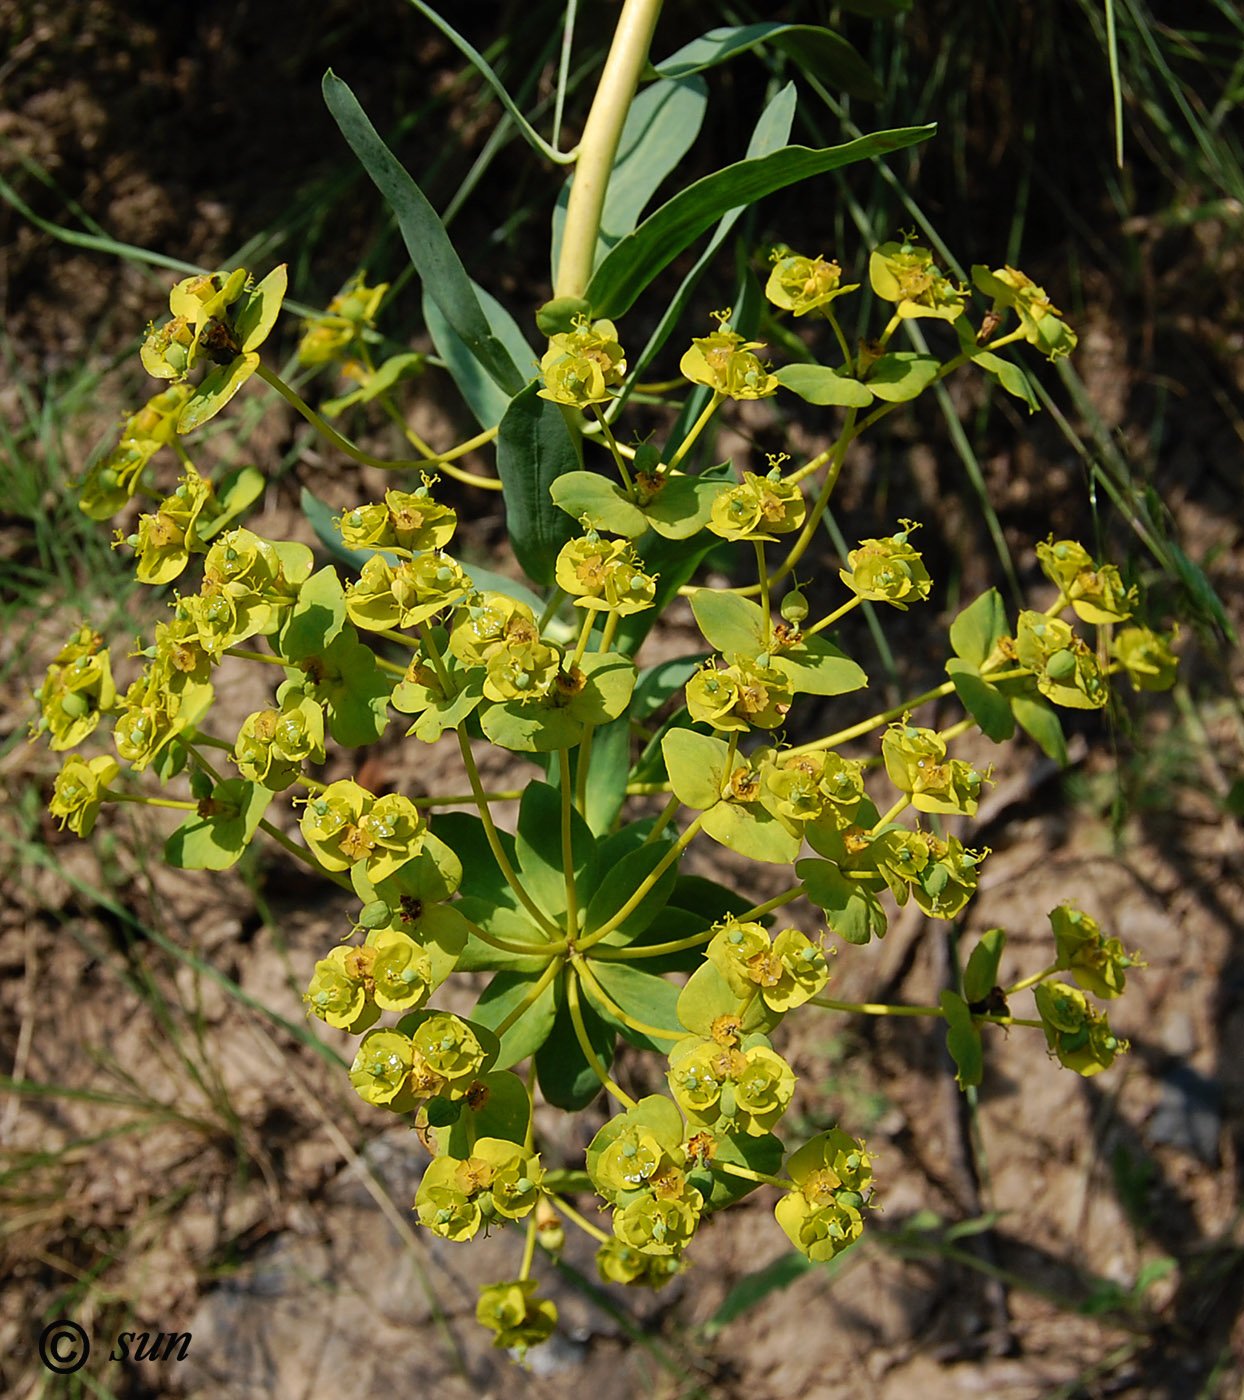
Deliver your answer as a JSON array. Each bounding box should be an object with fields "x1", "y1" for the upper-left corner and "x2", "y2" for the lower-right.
[{"x1": 35, "y1": 0, "x2": 1177, "y2": 1357}]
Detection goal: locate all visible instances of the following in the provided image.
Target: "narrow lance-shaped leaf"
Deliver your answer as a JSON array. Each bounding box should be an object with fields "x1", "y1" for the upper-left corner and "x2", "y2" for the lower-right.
[
  {"x1": 652, "y1": 23, "x2": 881, "y2": 101},
  {"x1": 322, "y1": 71, "x2": 523, "y2": 395},
  {"x1": 587, "y1": 123, "x2": 936, "y2": 319},
  {"x1": 495, "y1": 382, "x2": 580, "y2": 586}
]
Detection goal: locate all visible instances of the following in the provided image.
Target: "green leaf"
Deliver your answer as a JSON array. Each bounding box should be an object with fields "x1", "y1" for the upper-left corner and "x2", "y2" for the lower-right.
[
  {"x1": 440, "y1": 1070, "x2": 531, "y2": 1154},
  {"x1": 434, "y1": 812, "x2": 516, "y2": 908},
  {"x1": 963, "y1": 928, "x2": 1007, "y2": 1006},
  {"x1": 676, "y1": 960, "x2": 778, "y2": 1036},
  {"x1": 586, "y1": 962, "x2": 682, "y2": 1051},
  {"x1": 587, "y1": 841, "x2": 680, "y2": 942},
  {"x1": 640, "y1": 473, "x2": 723, "y2": 539},
  {"x1": 495, "y1": 381, "x2": 580, "y2": 586},
  {"x1": 1011, "y1": 694, "x2": 1069, "y2": 766},
  {"x1": 234, "y1": 263, "x2": 288, "y2": 353},
  {"x1": 941, "y1": 990, "x2": 983, "y2": 1088},
  {"x1": 514, "y1": 782, "x2": 596, "y2": 920},
  {"x1": 178, "y1": 353, "x2": 259, "y2": 433},
  {"x1": 668, "y1": 874, "x2": 756, "y2": 925},
  {"x1": 424, "y1": 283, "x2": 533, "y2": 430},
  {"x1": 652, "y1": 24, "x2": 880, "y2": 101},
  {"x1": 401, "y1": 673, "x2": 485, "y2": 744},
  {"x1": 945, "y1": 658, "x2": 1014, "y2": 742},
  {"x1": 949, "y1": 588, "x2": 1007, "y2": 667},
  {"x1": 703, "y1": 1252, "x2": 812, "y2": 1337},
  {"x1": 689, "y1": 589, "x2": 766, "y2": 655},
  {"x1": 587, "y1": 124, "x2": 936, "y2": 319},
  {"x1": 296, "y1": 627, "x2": 391, "y2": 747},
  {"x1": 536, "y1": 997, "x2": 615, "y2": 1110},
  {"x1": 797, "y1": 857, "x2": 888, "y2": 944},
  {"x1": 772, "y1": 635, "x2": 868, "y2": 697},
  {"x1": 550, "y1": 470, "x2": 647, "y2": 537},
  {"x1": 602, "y1": 76, "x2": 709, "y2": 247},
  {"x1": 865, "y1": 351, "x2": 941, "y2": 402},
  {"x1": 472, "y1": 968, "x2": 561, "y2": 1069},
  {"x1": 164, "y1": 780, "x2": 271, "y2": 871},
  {"x1": 197, "y1": 466, "x2": 265, "y2": 541},
  {"x1": 702, "y1": 801, "x2": 802, "y2": 865},
  {"x1": 581, "y1": 715, "x2": 631, "y2": 837},
  {"x1": 322, "y1": 71, "x2": 523, "y2": 395},
  {"x1": 536, "y1": 296, "x2": 593, "y2": 337},
  {"x1": 974, "y1": 350, "x2": 1039, "y2": 412},
  {"x1": 280, "y1": 565, "x2": 346, "y2": 662},
  {"x1": 662, "y1": 729, "x2": 730, "y2": 809},
  {"x1": 693, "y1": 1132, "x2": 785, "y2": 1212},
  {"x1": 552, "y1": 77, "x2": 709, "y2": 276},
  {"x1": 454, "y1": 901, "x2": 548, "y2": 972},
  {"x1": 321, "y1": 352, "x2": 425, "y2": 419},
  {"x1": 774, "y1": 363, "x2": 874, "y2": 408}
]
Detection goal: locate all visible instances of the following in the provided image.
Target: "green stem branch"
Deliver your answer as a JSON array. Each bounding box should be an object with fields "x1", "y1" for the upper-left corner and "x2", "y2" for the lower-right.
[
  {"x1": 567, "y1": 968, "x2": 636, "y2": 1108},
  {"x1": 554, "y1": 0, "x2": 664, "y2": 297}
]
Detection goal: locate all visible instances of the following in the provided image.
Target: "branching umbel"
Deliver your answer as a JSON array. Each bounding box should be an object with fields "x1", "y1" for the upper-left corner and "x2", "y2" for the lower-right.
[{"x1": 34, "y1": 2, "x2": 1176, "y2": 1361}]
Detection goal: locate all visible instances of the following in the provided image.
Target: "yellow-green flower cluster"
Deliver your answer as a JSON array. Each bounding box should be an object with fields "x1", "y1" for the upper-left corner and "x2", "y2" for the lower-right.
[
  {"x1": 1034, "y1": 981, "x2": 1127, "y2": 1076},
  {"x1": 297, "y1": 274, "x2": 388, "y2": 367},
  {"x1": 763, "y1": 751, "x2": 866, "y2": 834},
  {"x1": 554, "y1": 534, "x2": 657, "y2": 615},
  {"x1": 49, "y1": 754, "x2": 118, "y2": 836},
  {"x1": 708, "y1": 469, "x2": 805, "y2": 542},
  {"x1": 587, "y1": 1100, "x2": 704, "y2": 1260},
  {"x1": 881, "y1": 723, "x2": 987, "y2": 816},
  {"x1": 1112, "y1": 626, "x2": 1178, "y2": 692},
  {"x1": 774, "y1": 1128, "x2": 874, "y2": 1262},
  {"x1": 140, "y1": 265, "x2": 286, "y2": 431},
  {"x1": 192, "y1": 528, "x2": 311, "y2": 656},
  {"x1": 538, "y1": 317, "x2": 626, "y2": 408},
  {"x1": 1036, "y1": 538, "x2": 1136, "y2": 624},
  {"x1": 345, "y1": 553, "x2": 471, "y2": 633},
  {"x1": 1012, "y1": 612, "x2": 1108, "y2": 709},
  {"x1": 686, "y1": 657, "x2": 793, "y2": 732},
  {"x1": 870, "y1": 240, "x2": 966, "y2": 322},
  {"x1": 668, "y1": 1033, "x2": 796, "y2": 1138},
  {"x1": 972, "y1": 265, "x2": 1077, "y2": 360},
  {"x1": 474, "y1": 1280, "x2": 557, "y2": 1354},
  {"x1": 839, "y1": 524, "x2": 933, "y2": 609},
  {"x1": 706, "y1": 921, "x2": 829, "y2": 1013},
  {"x1": 29, "y1": 625, "x2": 115, "y2": 751},
  {"x1": 1049, "y1": 905, "x2": 1142, "y2": 1000},
  {"x1": 681, "y1": 314, "x2": 777, "y2": 399},
  {"x1": 349, "y1": 1011, "x2": 487, "y2": 1110},
  {"x1": 595, "y1": 1239, "x2": 683, "y2": 1289},
  {"x1": 234, "y1": 692, "x2": 326, "y2": 791},
  {"x1": 444, "y1": 591, "x2": 568, "y2": 708},
  {"x1": 337, "y1": 482, "x2": 457, "y2": 554},
  {"x1": 79, "y1": 385, "x2": 192, "y2": 520},
  {"x1": 300, "y1": 778, "x2": 426, "y2": 884},
  {"x1": 765, "y1": 248, "x2": 858, "y2": 317},
  {"x1": 416, "y1": 1138, "x2": 544, "y2": 1241},
  {"x1": 119, "y1": 469, "x2": 213, "y2": 585}
]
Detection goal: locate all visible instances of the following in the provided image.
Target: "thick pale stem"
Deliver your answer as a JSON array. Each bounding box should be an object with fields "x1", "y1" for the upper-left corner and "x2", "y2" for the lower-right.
[{"x1": 554, "y1": 0, "x2": 664, "y2": 298}]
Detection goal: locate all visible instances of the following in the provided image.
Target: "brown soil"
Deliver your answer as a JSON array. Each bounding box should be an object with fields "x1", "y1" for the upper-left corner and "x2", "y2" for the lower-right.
[{"x1": 3, "y1": 5, "x2": 1243, "y2": 1399}]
